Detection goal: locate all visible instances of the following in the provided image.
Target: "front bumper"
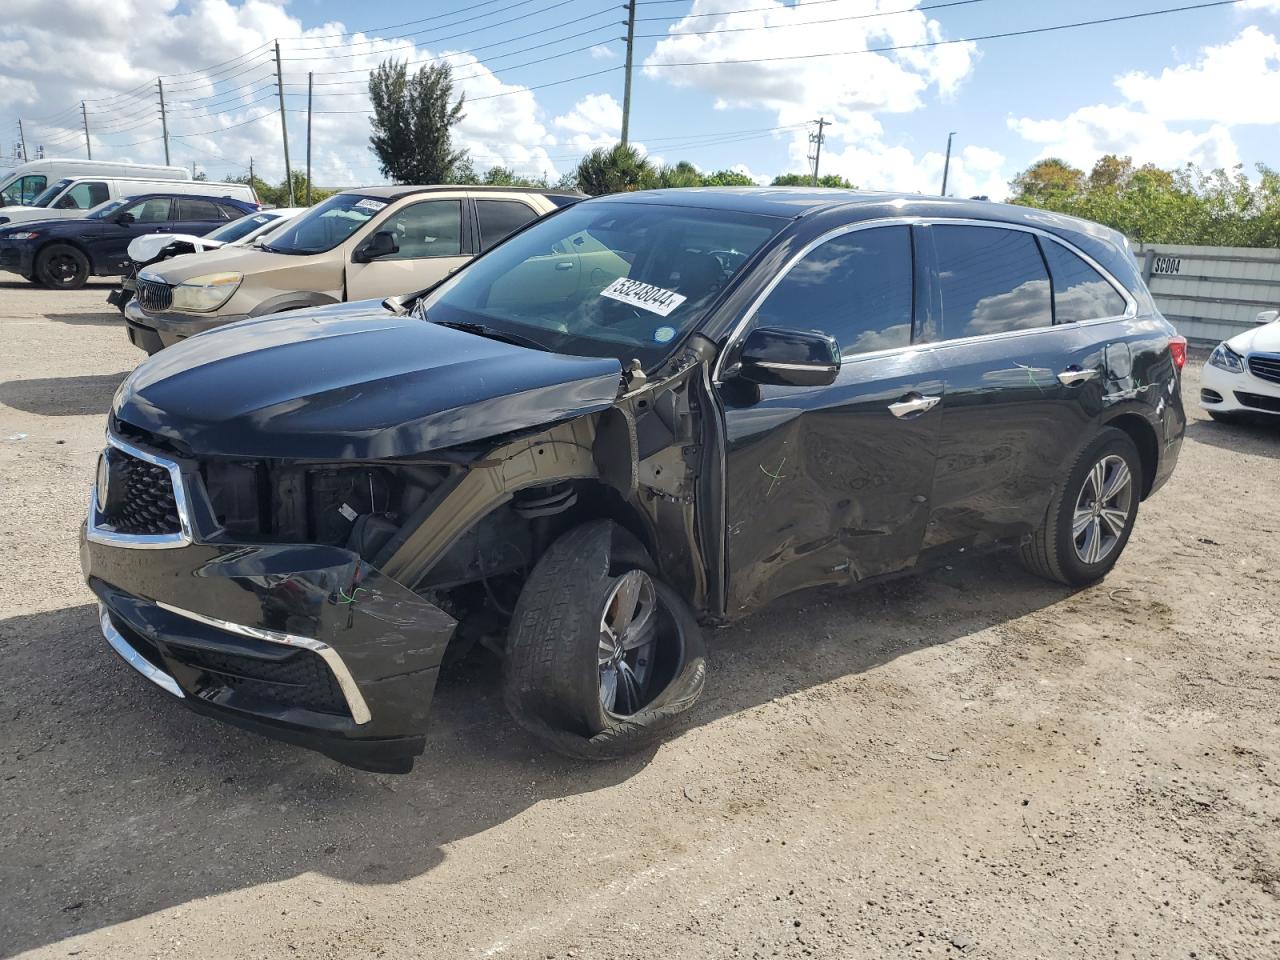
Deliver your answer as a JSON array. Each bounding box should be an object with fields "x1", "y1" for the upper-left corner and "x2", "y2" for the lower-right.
[
  {"x1": 123, "y1": 298, "x2": 247, "y2": 351},
  {"x1": 80, "y1": 435, "x2": 457, "y2": 772},
  {"x1": 1200, "y1": 358, "x2": 1280, "y2": 416},
  {"x1": 0, "y1": 241, "x2": 35, "y2": 279}
]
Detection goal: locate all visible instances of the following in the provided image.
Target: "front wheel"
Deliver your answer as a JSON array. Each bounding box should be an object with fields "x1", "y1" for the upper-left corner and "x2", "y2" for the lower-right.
[
  {"x1": 1019, "y1": 427, "x2": 1142, "y2": 586},
  {"x1": 35, "y1": 244, "x2": 90, "y2": 290},
  {"x1": 504, "y1": 521, "x2": 706, "y2": 759}
]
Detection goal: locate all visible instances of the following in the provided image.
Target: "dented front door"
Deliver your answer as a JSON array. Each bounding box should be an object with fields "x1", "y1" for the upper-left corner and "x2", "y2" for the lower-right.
[{"x1": 718, "y1": 350, "x2": 944, "y2": 615}]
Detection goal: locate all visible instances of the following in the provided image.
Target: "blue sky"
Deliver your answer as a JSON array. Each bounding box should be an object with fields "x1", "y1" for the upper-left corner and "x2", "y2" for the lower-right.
[{"x1": 4, "y1": 0, "x2": 1279, "y2": 197}]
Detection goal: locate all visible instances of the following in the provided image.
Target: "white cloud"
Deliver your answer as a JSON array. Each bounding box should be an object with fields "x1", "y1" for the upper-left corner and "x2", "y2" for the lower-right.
[
  {"x1": 641, "y1": 1, "x2": 1007, "y2": 197},
  {"x1": 552, "y1": 92, "x2": 621, "y2": 152},
  {"x1": 589, "y1": 45, "x2": 618, "y2": 60},
  {"x1": 0, "y1": 0, "x2": 584, "y2": 184},
  {"x1": 786, "y1": 133, "x2": 1008, "y2": 198},
  {"x1": 1114, "y1": 26, "x2": 1280, "y2": 125},
  {"x1": 1010, "y1": 105, "x2": 1239, "y2": 172},
  {"x1": 1007, "y1": 27, "x2": 1280, "y2": 173}
]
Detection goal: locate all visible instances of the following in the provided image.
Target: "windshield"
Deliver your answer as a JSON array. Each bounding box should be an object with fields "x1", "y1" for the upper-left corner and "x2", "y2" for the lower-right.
[
  {"x1": 31, "y1": 178, "x2": 73, "y2": 208},
  {"x1": 86, "y1": 199, "x2": 127, "y2": 220},
  {"x1": 419, "y1": 200, "x2": 783, "y2": 368},
  {"x1": 206, "y1": 211, "x2": 281, "y2": 244},
  {"x1": 259, "y1": 193, "x2": 385, "y2": 254}
]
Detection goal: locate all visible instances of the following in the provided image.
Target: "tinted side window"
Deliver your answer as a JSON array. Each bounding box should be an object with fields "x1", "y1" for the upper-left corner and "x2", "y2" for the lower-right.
[
  {"x1": 380, "y1": 199, "x2": 462, "y2": 259},
  {"x1": 1041, "y1": 239, "x2": 1127, "y2": 323},
  {"x1": 753, "y1": 225, "x2": 914, "y2": 357},
  {"x1": 215, "y1": 202, "x2": 245, "y2": 220},
  {"x1": 124, "y1": 197, "x2": 172, "y2": 223},
  {"x1": 178, "y1": 198, "x2": 224, "y2": 221},
  {"x1": 932, "y1": 225, "x2": 1051, "y2": 339},
  {"x1": 477, "y1": 200, "x2": 538, "y2": 252}
]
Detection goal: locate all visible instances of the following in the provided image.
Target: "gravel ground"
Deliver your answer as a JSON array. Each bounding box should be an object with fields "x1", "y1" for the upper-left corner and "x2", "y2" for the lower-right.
[{"x1": 1, "y1": 282, "x2": 1277, "y2": 960}]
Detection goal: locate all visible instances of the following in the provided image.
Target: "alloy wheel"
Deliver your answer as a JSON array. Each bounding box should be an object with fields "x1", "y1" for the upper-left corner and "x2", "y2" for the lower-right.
[
  {"x1": 1072, "y1": 454, "x2": 1134, "y2": 564},
  {"x1": 598, "y1": 569, "x2": 658, "y2": 716}
]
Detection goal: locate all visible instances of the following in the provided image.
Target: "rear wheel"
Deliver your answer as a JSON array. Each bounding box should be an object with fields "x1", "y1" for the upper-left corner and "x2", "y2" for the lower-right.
[
  {"x1": 1019, "y1": 427, "x2": 1141, "y2": 586},
  {"x1": 35, "y1": 244, "x2": 90, "y2": 290},
  {"x1": 504, "y1": 520, "x2": 706, "y2": 759}
]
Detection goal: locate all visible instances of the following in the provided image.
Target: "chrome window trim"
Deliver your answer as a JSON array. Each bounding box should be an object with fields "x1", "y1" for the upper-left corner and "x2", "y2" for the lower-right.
[
  {"x1": 98, "y1": 603, "x2": 185, "y2": 699},
  {"x1": 155, "y1": 602, "x2": 373, "y2": 725},
  {"x1": 754, "y1": 360, "x2": 840, "y2": 373},
  {"x1": 85, "y1": 432, "x2": 194, "y2": 549},
  {"x1": 712, "y1": 215, "x2": 1138, "y2": 384}
]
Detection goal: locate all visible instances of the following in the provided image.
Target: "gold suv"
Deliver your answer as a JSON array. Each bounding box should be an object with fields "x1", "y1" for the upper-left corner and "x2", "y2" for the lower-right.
[{"x1": 123, "y1": 184, "x2": 581, "y2": 353}]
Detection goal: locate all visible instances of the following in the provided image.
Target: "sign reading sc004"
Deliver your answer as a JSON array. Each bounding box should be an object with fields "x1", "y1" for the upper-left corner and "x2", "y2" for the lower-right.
[{"x1": 1151, "y1": 255, "x2": 1182, "y2": 276}]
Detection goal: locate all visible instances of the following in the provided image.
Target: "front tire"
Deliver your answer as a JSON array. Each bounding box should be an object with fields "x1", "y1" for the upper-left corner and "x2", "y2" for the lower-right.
[
  {"x1": 35, "y1": 244, "x2": 90, "y2": 290},
  {"x1": 1019, "y1": 427, "x2": 1142, "y2": 586},
  {"x1": 504, "y1": 521, "x2": 706, "y2": 759}
]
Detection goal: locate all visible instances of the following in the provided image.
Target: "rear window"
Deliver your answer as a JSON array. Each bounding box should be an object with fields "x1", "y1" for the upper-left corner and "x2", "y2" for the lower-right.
[
  {"x1": 932, "y1": 225, "x2": 1052, "y2": 339},
  {"x1": 177, "y1": 198, "x2": 225, "y2": 221},
  {"x1": 205, "y1": 212, "x2": 279, "y2": 244},
  {"x1": 476, "y1": 199, "x2": 538, "y2": 252},
  {"x1": 1041, "y1": 239, "x2": 1127, "y2": 323}
]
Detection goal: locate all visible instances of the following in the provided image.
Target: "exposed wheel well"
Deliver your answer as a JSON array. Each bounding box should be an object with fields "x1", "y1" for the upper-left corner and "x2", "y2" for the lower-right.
[{"x1": 1103, "y1": 413, "x2": 1158, "y2": 499}]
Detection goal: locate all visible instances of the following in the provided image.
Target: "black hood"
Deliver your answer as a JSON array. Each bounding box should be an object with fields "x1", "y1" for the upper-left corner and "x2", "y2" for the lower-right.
[{"x1": 113, "y1": 306, "x2": 624, "y2": 459}]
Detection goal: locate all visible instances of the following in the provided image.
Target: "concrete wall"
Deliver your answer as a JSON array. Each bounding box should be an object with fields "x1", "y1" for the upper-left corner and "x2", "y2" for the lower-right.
[{"x1": 1134, "y1": 242, "x2": 1280, "y2": 344}]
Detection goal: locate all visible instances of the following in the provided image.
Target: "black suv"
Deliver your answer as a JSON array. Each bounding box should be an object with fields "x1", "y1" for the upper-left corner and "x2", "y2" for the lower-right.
[
  {"x1": 0, "y1": 193, "x2": 258, "y2": 289},
  {"x1": 80, "y1": 189, "x2": 1186, "y2": 772}
]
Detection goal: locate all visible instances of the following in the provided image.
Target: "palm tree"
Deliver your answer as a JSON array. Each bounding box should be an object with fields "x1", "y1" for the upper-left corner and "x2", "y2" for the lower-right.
[{"x1": 575, "y1": 143, "x2": 654, "y2": 196}]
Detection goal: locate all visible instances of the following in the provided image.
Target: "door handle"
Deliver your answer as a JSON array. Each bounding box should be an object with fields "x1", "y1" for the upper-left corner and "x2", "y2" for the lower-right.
[
  {"x1": 554, "y1": 261, "x2": 574, "y2": 271},
  {"x1": 888, "y1": 393, "x2": 941, "y2": 418},
  {"x1": 1057, "y1": 366, "x2": 1100, "y2": 386}
]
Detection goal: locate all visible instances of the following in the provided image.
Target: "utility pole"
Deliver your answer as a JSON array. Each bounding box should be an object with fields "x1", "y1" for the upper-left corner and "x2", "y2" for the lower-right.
[
  {"x1": 157, "y1": 78, "x2": 171, "y2": 166},
  {"x1": 620, "y1": 0, "x2": 636, "y2": 146},
  {"x1": 81, "y1": 101, "x2": 91, "y2": 159},
  {"x1": 17, "y1": 119, "x2": 27, "y2": 162},
  {"x1": 305, "y1": 71, "x2": 313, "y2": 206},
  {"x1": 274, "y1": 40, "x2": 295, "y2": 206},
  {"x1": 808, "y1": 117, "x2": 827, "y2": 186},
  {"x1": 249, "y1": 155, "x2": 254, "y2": 187},
  {"x1": 940, "y1": 131, "x2": 957, "y2": 196}
]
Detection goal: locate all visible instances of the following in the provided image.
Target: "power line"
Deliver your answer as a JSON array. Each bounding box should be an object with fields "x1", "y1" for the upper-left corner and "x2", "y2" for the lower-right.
[
  {"x1": 644, "y1": 0, "x2": 1253, "y2": 68},
  {"x1": 635, "y1": 0, "x2": 993, "y2": 37}
]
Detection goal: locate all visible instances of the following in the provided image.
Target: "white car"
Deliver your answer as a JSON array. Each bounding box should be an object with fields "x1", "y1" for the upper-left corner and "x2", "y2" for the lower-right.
[
  {"x1": 1200, "y1": 310, "x2": 1280, "y2": 422},
  {"x1": 126, "y1": 207, "x2": 305, "y2": 263}
]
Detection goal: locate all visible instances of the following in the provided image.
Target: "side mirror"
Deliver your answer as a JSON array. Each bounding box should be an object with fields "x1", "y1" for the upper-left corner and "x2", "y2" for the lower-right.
[
  {"x1": 1255, "y1": 309, "x2": 1278, "y2": 325},
  {"x1": 114, "y1": 212, "x2": 135, "y2": 225},
  {"x1": 733, "y1": 326, "x2": 841, "y2": 387},
  {"x1": 353, "y1": 230, "x2": 399, "y2": 263}
]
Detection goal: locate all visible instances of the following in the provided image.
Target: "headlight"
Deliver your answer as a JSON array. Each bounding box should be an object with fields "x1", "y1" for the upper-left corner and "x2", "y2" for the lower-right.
[
  {"x1": 170, "y1": 272, "x2": 243, "y2": 313},
  {"x1": 1207, "y1": 342, "x2": 1244, "y2": 374},
  {"x1": 3, "y1": 231, "x2": 38, "y2": 240}
]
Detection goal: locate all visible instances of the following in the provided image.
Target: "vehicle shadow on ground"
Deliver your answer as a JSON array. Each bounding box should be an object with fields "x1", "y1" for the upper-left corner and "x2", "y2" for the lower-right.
[
  {"x1": 0, "y1": 371, "x2": 130, "y2": 417},
  {"x1": 1184, "y1": 416, "x2": 1280, "y2": 460},
  {"x1": 41, "y1": 308, "x2": 123, "y2": 327},
  {"x1": 0, "y1": 556, "x2": 1070, "y2": 956}
]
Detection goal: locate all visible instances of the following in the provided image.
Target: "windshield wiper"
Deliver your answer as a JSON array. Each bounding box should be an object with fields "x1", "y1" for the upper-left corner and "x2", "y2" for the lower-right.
[{"x1": 430, "y1": 318, "x2": 549, "y2": 352}]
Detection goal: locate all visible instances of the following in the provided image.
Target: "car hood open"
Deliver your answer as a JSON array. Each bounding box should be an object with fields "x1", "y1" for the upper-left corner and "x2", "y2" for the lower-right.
[{"x1": 113, "y1": 307, "x2": 624, "y2": 459}]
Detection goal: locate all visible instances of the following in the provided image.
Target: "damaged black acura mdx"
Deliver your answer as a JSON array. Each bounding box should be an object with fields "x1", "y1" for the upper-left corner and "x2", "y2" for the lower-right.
[{"x1": 81, "y1": 188, "x2": 1186, "y2": 772}]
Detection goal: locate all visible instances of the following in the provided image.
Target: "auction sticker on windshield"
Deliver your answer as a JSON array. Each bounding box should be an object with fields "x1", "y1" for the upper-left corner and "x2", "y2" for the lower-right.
[
  {"x1": 354, "y1": 198, "x2": 388, "y2": 212},
  {"x1": 600, "y1": 277, "x2": 688, "y2": 317}
]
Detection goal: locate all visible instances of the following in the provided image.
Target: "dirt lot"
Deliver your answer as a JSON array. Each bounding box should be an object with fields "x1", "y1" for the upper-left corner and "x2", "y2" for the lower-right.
[{"x1": 0, "y1": 281, "x2": 1277, "y2": 960}]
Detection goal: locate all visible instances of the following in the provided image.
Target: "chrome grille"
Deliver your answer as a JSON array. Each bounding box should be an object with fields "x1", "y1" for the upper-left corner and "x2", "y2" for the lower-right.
[
  {"x1": 1247, "y1": 353, "x2": 1280, "y2": 385},
  {"x1": 136, "y1": 277, "x2": 173, "y2": 312}
]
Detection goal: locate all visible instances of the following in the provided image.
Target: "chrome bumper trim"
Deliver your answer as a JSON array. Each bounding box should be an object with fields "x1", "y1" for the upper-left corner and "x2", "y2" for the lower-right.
[
  {"x1": 155, "y1": 602, "x2": 372, "y2": 725},
  {"x1": 98, "y1": 603, "x2": 184, "y2": 699},
  {"x1": 85, "y1": 432, "x2": 194, "y2": 550}
]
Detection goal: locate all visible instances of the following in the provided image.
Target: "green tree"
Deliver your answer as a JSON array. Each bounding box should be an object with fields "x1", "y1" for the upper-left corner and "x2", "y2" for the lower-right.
[
  {"x1": 575, "y1": 143, "x2": 654, "y2": 196},
  {"x1": 1008, "y1": 158, "x2": 1085, "y2": 205},
  {"x1": 652, "y1": 160, "x2": 703, "y2": 189},
  {"x1": 770, "y1": 172, "x2": 856, "y2": 188},
  {"x1": 368, "y1": 59, "x2": 468, "y2": 184},
  {"x1": 701, "y1": 168, "x2": 757, "y2": 187},
  {"x1": 226, "y1": 171, "x2": 334, "y2": 208}
]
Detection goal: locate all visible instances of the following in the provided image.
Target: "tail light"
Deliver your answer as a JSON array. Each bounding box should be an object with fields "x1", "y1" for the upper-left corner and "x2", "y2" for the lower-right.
[{"x1": 1169, "y1": 335, "x2": 1187, "y2": 370}]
